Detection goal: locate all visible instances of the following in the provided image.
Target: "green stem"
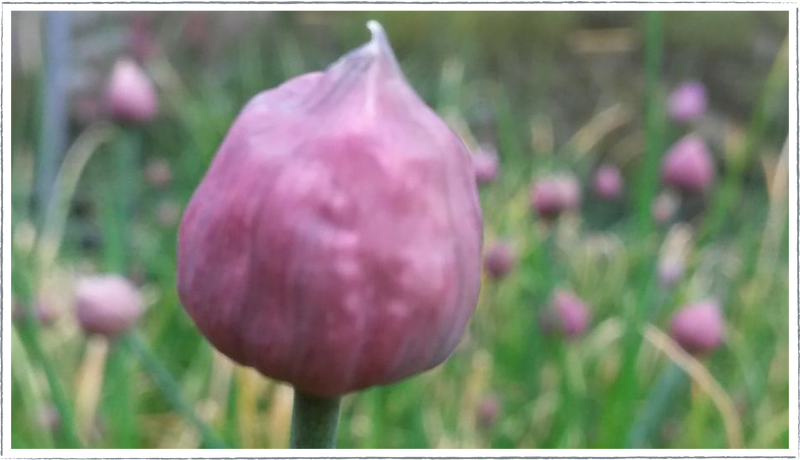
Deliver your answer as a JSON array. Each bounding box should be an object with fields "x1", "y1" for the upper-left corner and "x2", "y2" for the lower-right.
[
  {"x1": 123, "y1": 333, "x2": 228, "y2": 448},
  {"x1": 290, "y1": 390, "x2": 341, "y2": 448}
]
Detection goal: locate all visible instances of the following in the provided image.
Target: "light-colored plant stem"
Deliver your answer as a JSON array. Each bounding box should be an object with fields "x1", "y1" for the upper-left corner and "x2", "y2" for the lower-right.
[{"x1": 289, "y1": 390, "x2": 341, "y2": 448}]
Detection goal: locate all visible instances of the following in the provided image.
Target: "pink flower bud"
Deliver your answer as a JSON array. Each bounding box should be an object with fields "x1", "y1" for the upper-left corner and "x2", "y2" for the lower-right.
[
  {"x1": 127, "y1": 9, "x2": 156, "y2": 62},
  {"x1": 530, "y1": 174, "x2": 581, "y2": 220},
  {"x1": 104, "y1": 58, "x2": 158, "y2": 124},
  {"x1": 476, "y1": 393, "x2": 500, "y2": 429},
  {"x1": 472, "y1": 145, "x2": 499, "y2": 186},
  {"x1": 661, "y1": 135, "x2": 715, "y2": 194},
  {"x1": 669, "y1": 300, "x2": 724, "y2": 355},
  {"x1": 539, "y1": 289, "x2": 591, "y2": 340},
  {"x1": 667, "y1": 82, "x2": 707, "y2": 123},
  {"x1": 177, "y1": 22, "x2": 483, "y2": 397},
  {"x1": 484, "y1": 241, "x2": 515, "y2": 280},
  {"x1": 652, "y1": 191, "x2": 679, "y2": 224},
  {"x1": 36, "y1": 404, "x2": 60, "y2": 432},
  {"x1": 183, "y1": 12, "x2": 208, "y2": 50},
  {"x1": 657, "y1": 256, "x2": 684, "y2": 289},
  {"x1": 592, "y1": 164, "x2": 623, "y2": 200},
  {"x1": 75, "y1": 275, "x2": 144, "y2": 337},
  {"x1": 145, "y1": 158, "x2": 173, "y2": 189}
]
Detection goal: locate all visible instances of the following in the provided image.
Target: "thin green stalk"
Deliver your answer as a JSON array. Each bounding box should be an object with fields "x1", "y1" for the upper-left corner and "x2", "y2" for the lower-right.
[
  {"x1": 635, "y1": 10, "x2": 664, "y2": 238},
  {"x1": 12, "y1": 252, "x2": 81, "y2": 448},
  {"x1": 627, "y1": 363, "x2": 687, "y2": 447},
  {"x1": 98, "y1": 130, "x2": 142, "y2": 447},
  {"x1": 596, "y1": 12, "x2": 662, "y2": 448},
  {"x1": 124, "y1": 333, "x2": 228, "y2": 448},
  {"x1": 290, "y1": 390, "x2": 341, "y2": 448}
]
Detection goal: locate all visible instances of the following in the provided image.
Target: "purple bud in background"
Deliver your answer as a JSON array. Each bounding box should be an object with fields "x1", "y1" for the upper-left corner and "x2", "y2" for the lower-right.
[
  {"x1": 540, "y1": 289, "x2": 591, "y2": 340},
  {"x1": 472, "y1": 145, "x2": 500, "y2": 186},
  {"x1": 127, "y1": 15, "x2": 156, "y2": 62},
  {"x1": 667, "y1": 82, "x2": 707, "y2": 123},
  {"x1": 36, "y1": 404, "x2": 60, "y2": 432},
  {"x1": 104, "y1": 58, "x2": 158, "y2": 124},
  {"x1": 592, "y1": 164, "x2": 623, "y2": 200},
  {"x1": 657, "y1": 256, "x2": 684, "y2": 289},
  {"x1": 670, "y1": 300, "x2": 724, "y2": 355},
  {"x1": 652, "y1": 191, "x2": 679, "y2": 224},
  {"x1": 661, "y1": 135, "x2": 715, "y2": 194},
  {"x1": 530, "y1": 174, "x2": 581, "y2": 220},
  {"x1": 177, "y1": 22, "x2": 483, "y2": 397},
  {"x1": 476, "y1": 394, "x2": 500, "y2": 429},
  {"x1": 145, "y1": 158, "x2": 173, "y2": 189},
  {"x1": 484, "y1": 241, "x2": 515, "y2": 280},
  {"x1": 75, "y1": 275, "x2": 144, "y2": 337}
]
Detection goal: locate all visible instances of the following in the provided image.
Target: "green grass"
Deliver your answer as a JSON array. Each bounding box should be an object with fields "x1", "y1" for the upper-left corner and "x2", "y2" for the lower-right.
[{"x1": 10, "y1": 11, "x2": 790, "y2": 449}]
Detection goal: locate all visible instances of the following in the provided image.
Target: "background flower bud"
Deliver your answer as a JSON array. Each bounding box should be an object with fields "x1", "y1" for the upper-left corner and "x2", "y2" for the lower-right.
[
  {"x1": 177, "y1": 22, "x2": 483, "y2": 397},
  {"x1": 667, "y1": 81, "x2": 708, "y2": 123},
  {"x1": 104, "y1": 58, "x2": 158, "y2": 124},
  {"x1": 652, "y1": 191, "x2": 679, "y2": 224},
  {"x1": 661, "y1": 135, "x2": 715, "y2": 193},
  {"x1": 483, "y1": 241, "x2": 515, "y2": 280},
  {"x1": 476, "y1": 394, "x2": 500, "y2": 429},
  {"x1": 670, "y1": 300, "x2": 724, "y2": 355},
  {"x1": 472, "y1": 145, "x2": 499, "y2": 186},
  {"x1": 592, "y1": 164, "x2": 623, "y2": 200},
  {"x1": 75, "y1": 275, "x2": 144, "y2": 337},
  {"x1": 530, "y1": 174, "x2": 581, "y2": 220},
  {"x1": 145, "y1": 157, "x2": 173, "y2": 189},
  {"x1": 539, "y1": 289, "x2": 591, "y2": 339}
]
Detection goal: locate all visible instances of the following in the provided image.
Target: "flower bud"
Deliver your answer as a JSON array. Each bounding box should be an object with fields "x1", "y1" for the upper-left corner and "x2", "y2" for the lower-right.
[
  {"x1": 145, "y1": 158, "x2": 173, "y2": 189},
  {"x1": 530, "y1": 174, "x2": 581, "y2": 220},
  {"x1": 539, "y1": 289, "x2": 590, "y2": 339},
  {"x1": 483, "y1": 241, "x2": 515, "y2": 280},
  {"x1": 104, "y1": 58, "x2": 158, "y2": 124},
  {"x1": 476, "y1": 393, "x2": 500, "y2": 429},
  {"x1": 652, "y1": 191, "x2": 679, "y2": 224},
  {"x1": 661, "y1": 135, "x2": 714, "y2": 194},
  {"x1": 669, "y1": 300, "x2": 724, "y2": 355},
  {"x1": 36, "y1": 404, "x2": 60, "y2": 432},
  {"x1": 177, "y1": 22, "x2": 483, "y2": 397},
  {"x1": 75, "y1": 275, "x2": 144, "y2": 337},
  {"x1": 592, "y1": 164, "x2": 623, "y2": 200},
  {"x1": 667, "y1": 82, "x2": 707, "y2": 123},
  {"x1": 657, "y1": 257, "x2": 684, "y2": 289},
  {"x1": 472, "y1": 145, "x2": 499, "y2": 186}
]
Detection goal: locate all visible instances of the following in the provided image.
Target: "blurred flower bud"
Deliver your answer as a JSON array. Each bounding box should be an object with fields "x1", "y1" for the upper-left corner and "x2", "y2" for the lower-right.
[
  {"x1": 36, "y1": 404, "x2": 60, "y2": 432},
  {"x1": 13, "y1": 299, "x2": 57, "y2": 327},
  {"x1": 177, "y1": 22, "x2": 483, "y2": 397},
  {"x1": 670, "y1": 300, "x2": 724, "y2": 355},
  {"x1": 126, "y1": 12, "x2": 156, "y2": 61},
  {"x1": 145, "y1": 158, "x2": 173, "y2": 189},
  {"x1": 592, "y1": 164, "x2": 623, "y2": 201},
  {"x1": 183, "y1": 12, "x2": 208, "y2": 50},
  {"x1": 661, "y1": 135, "x2": 715, "y2": 194},
  {"x1": 667, "y1": 82, "x2": 707, "y2": 123},
  {"x1": 476, "y1": 393, "x2": 500, "y2": 429},
  {"x1": 472, "y1": 145, "x2": 499, "y2": 186},
  {"x1": 540, "y1": 289, "x2": 591, "y2": 339},
  {"x1": 104, "y1": 58, "x2": 158, "y2": 124},
  {"x1": 530, "y1": 174, "x2": 581, "y2": 220},
  {"x1": 483, "y1": 241, "x2": 515, "y2": 280},
  {"x1": 652, "y1": 191, "x2": 679, "y2": 225},
  {"x1": 75, "y1": 275, "x2": 144, "y2": 337},
  {"x1": 657, "y1": 257, "x2": 684, "y2": 289},
  {"x1": 658, "y1": 224, "x2": 692, "y2": 289},
  {"x1": 156, "y1": 199, "x2": 181, "y2": 227}
]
